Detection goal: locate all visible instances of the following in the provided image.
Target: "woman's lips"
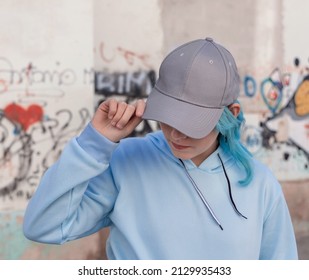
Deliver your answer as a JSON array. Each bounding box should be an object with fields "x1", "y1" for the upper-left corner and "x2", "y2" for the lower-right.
[{"x1": 171, "y1": 141, "x2": 190, "y2": 150}]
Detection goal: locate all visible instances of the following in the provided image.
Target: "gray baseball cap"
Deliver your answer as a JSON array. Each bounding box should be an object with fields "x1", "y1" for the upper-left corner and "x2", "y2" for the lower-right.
[{"x1": 142, "y1": 37, "x2": 240, "y2": 139}]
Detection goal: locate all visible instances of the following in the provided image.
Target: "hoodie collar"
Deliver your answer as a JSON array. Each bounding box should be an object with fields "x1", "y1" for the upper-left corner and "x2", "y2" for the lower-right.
[{"x1": 147, "y1": 131, "x2": 234, "y2": 172}]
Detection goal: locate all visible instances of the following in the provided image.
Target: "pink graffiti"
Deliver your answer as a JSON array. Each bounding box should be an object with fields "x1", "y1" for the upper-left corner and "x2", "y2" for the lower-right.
[{"x1": 98, "y1": 42, "x2": 151, "y2": 68}]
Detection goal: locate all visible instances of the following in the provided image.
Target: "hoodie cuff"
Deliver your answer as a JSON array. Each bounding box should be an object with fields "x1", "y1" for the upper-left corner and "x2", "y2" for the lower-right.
[{"x1": 76, "y1": 123, "x2": 119, "y2": 163}]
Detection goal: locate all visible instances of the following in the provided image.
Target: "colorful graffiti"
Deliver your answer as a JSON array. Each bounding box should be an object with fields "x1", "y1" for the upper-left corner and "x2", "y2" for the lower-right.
[
  {"x1": 0, "y1": 104, "x2": 91, "y2": 203},
  {"x1": 242, "y1": 58, "x2": 309, "y2": 180},
  {"x1": 243, "y1": 58, "x2": 309, "y2": 117},
  {"x1": 3, "y1": 103, "x2": 43, "y2": 132},
  {"x1": 0, "y1": 52, "x2": 158, "y2": 207},
  {"x1": 293, "y1": 77, "x2": 309, "y2": 117},
  {"x1": 0, "y1": 57, "x2": 92, "y2": 207}
]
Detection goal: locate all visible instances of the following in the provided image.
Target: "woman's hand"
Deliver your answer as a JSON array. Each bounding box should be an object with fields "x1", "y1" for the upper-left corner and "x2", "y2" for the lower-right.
[{"x1": 91, "y1": 99, "x2": 146, "y2": 142}]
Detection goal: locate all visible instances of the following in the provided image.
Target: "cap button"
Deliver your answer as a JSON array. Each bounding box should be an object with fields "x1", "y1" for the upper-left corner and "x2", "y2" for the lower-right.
[{"x1": 205, "y1": 37, "x2": 213, "y2": 42}]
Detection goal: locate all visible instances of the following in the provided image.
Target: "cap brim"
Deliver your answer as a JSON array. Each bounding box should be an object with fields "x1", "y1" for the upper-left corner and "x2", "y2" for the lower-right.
[{"x1": 142, "y1": 88, "x2": 224, "y2": 139}]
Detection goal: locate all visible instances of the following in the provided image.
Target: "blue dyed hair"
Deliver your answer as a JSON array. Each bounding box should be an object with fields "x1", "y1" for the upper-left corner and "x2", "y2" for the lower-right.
[{"x1": 215, "y1": 103, "x2": 253, "y2": 186}]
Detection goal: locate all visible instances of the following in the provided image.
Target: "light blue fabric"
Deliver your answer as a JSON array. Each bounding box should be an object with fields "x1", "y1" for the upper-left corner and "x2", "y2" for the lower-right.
[{"x1": 23, "y1": 123, "x2": 298, "y2": 260}]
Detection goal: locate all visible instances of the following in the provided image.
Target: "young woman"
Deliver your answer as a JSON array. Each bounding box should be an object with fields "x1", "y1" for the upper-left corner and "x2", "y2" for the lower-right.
[{"x1": 23, "y1": 38, "x2": 298, "y2": 259}]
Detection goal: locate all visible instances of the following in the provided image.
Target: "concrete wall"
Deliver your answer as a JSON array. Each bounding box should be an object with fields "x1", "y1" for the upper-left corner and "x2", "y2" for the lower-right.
[
  {"x1": 0, "y1": 0, "x2": 308, "y2": 259},
  {"x1": 0, "y1": 0, "x2": 99, "y2": 259}
]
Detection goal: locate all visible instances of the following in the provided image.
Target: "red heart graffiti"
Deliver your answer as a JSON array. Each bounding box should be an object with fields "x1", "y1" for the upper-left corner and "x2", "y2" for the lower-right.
[{"x1": 3, "y1": 103, "x2": 43, "y2": 131}]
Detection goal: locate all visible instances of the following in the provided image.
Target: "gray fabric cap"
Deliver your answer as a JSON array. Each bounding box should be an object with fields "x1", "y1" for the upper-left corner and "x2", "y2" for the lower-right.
[{"x1": 142, "y1": 37, "x2": 240, "y2": 139}]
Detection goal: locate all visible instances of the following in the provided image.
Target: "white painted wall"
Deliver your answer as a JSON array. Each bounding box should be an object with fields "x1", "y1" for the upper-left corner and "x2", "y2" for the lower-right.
[
  {"x1": 0, "y1": 0, "x2": 97, "y2": 261},
  {"x1": 0, "y1": 0, "x2": 94, "y2": 210},
  {"x1": 93, "y1": 0, "x2": 163, "y2": 72}
]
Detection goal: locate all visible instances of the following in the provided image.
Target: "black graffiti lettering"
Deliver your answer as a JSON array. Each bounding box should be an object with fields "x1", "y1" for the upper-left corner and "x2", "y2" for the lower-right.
[
  {"x1": 83, "y1": 68, "x2": 95, "y2": 84},
  {"x1": 95, "y1": 70, "x2": 156, "y2": 98},
  {"x1": 95, "y1": 72, "x2": 116, "y2": 93}
]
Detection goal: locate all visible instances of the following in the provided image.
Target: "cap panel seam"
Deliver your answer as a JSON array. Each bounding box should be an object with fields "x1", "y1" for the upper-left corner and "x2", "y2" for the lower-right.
[
  {"x1": 179, "y1": 41, "x2": 207, "y2": 99},
  {"x1": 153, "y1": 86, "x2": 223, "y2": 109},
  {"x1": 212, "y1": 44, "x2": 228, "y2": 106}
]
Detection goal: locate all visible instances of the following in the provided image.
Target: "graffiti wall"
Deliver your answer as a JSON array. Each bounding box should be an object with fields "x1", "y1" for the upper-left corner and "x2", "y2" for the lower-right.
[
  {"x1": 238, "y1": 0, "x2": 309, "y2": 182},
  {"x1": 241, "y1": 60, "x2": 309, "y2": 180},
  {"x1": 0, "y1": 0, "x2": 307, "y2": 260},
  {"x1": 93, "y1": 0, "x2": 163, "y2": 136},
  {"x1": 0, "y1": 0, "x2": 93, "y2": 211}
]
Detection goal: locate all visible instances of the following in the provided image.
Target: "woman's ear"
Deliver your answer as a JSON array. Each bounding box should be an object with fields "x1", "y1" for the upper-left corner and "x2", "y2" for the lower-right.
[{"x1": 228, "y1": 103, "x2": 241, "y2": 117}]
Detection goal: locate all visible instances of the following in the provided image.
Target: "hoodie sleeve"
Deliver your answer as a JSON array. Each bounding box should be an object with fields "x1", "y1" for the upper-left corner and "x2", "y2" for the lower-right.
[
  {"x1": 259, "y1": 175, "x2": 298, "y2": 260},
  {"x1": 23, "y1": 123, "x2": 119, "y2": 244}
]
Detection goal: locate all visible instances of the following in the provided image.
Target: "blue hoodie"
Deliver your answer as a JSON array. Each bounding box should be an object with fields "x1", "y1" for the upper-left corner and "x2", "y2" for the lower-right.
[{"x1": 23, "y1": 123, "x2": 298, "y2": 259}]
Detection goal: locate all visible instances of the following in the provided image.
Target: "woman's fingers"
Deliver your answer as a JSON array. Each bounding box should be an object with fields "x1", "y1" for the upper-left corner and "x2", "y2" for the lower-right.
[
  {"x1": 92, "y1": 99, "x2": 146, "y2": 142},
  {"x1": 135, "y1": 99, "x2": 146, "y2": 117},
  {"x1": 107, "y1": 99, "x2": 118, "y2": 120},
  {"x1": 109, "y1": 101, "x2": 127, "y2": 127},
  {"x1": 109, "y1": 99, "x2": 146, "y2": 129},
  {"x1": 114, "y1": 103, "x2": 136, "y2": 129}
]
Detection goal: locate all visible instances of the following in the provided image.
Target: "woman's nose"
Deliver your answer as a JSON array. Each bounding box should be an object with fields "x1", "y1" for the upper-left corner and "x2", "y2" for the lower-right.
[{"x1": 171, "y1": 128, "x2": 187, "y2": 141}]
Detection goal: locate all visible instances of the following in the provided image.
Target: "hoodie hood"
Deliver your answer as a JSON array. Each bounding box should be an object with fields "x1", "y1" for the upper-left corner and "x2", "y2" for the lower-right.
[{"x1": 146, "y1": 131, "x2": 235, "y2": 172}]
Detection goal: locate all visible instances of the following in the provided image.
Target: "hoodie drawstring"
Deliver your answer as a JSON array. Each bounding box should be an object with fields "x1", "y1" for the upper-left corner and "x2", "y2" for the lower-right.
[
  {"x1": 217, "y1": 154, "x2": 247, "y2": 219},
  {"x1": 179, "y1": 159, "x2": 224, "y2": 230},
  {"x1": 179, "y1": 153, "x2": 247, "y2": 231}
]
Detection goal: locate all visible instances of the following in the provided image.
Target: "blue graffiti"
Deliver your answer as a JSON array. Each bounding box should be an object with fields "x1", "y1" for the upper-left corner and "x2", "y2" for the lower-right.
[
  {"x1": 260, "y1": 78, "x2": 283, "y2": 114},
  {"x1": 243, "y1": 75, "x2": 257, "y2": 97}
]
